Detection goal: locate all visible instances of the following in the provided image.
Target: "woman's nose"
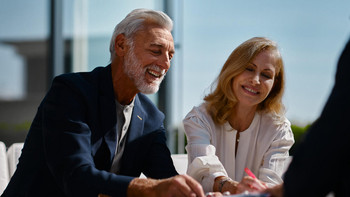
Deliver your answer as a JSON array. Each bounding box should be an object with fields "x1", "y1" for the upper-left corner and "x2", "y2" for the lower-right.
[{"x1": 251, "y1": 74, "x2": 260, "y2": 85}]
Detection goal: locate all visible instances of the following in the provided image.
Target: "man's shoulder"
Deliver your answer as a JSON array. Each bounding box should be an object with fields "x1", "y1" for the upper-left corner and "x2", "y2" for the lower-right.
[
  {"x1": 136, "y1": 94, "x2": 161, "y2": 112},
  {"x1": 136, "y1": 93, "x2": 164, "y2": 121},
  {"x1": 50, "y1": 66, "x2": 111, "y2": 94},
  {"x1": 44, "y1": 65, "x2": 112, "y2": 105},
  {"x1": 54, "y1": 66, "x2": 108, "y2": 84}
]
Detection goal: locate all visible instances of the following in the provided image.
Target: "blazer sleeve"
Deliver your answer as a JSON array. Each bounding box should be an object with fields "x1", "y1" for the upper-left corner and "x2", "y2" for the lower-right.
[
  {"x1": 42, "y1": 76, "x2": 133, "y2": 197},
  {"x1": 139, "y1": 127, "x2": 179, "y2": 179}
]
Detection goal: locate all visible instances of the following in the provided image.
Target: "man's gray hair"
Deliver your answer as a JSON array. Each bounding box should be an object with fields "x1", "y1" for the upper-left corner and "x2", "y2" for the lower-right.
[{"x1": 109, "y1": 8, "x2": 173, "y2": 61}]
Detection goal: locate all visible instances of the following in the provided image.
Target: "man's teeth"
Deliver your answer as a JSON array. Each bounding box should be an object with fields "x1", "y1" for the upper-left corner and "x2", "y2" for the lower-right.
[
  {"x1": 244, "y1": 87, "x2": 258, "y2": 94},
  {"x1": 148, "y1": 67, "x2": 165, "y2": 77},
  {"x1": 149, "y1": 70, "x2": 161, "y2": 77}
]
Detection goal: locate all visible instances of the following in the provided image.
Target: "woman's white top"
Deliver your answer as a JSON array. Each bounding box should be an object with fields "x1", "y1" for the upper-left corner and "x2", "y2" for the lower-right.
[{"x1": 183, "y1": 103, "x2": 294, "y2": 192}]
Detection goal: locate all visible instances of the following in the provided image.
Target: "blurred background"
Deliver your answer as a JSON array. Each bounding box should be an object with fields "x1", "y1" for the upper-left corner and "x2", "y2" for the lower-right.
[{"x1": 0, "y1": 0, "x2": 349, "y2": 154}]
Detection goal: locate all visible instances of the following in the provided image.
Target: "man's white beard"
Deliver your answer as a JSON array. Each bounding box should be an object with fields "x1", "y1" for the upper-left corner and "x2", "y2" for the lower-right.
[{"x1": 124, "y1": 46, "x2": 165, "y2": 94}]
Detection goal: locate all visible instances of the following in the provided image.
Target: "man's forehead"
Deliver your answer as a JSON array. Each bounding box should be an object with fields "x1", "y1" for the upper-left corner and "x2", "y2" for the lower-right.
[
  {"x1": 135, "y1": 27, "x2": 174, "y2": 49},
  {"x1": 149, "y1": 41, "x2": 175, "y2": 53}
]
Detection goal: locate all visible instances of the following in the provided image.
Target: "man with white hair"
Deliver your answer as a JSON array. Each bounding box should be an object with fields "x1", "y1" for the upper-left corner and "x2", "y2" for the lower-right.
[{"x1": 2, "y1": 9, "x2": 205, "y2": 197}]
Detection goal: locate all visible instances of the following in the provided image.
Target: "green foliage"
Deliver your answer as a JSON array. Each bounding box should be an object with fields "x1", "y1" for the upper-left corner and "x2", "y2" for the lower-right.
[
  {"x1": 291, "y1": 124, "x2": 310, "y2": 143},
  {"x1": 0, "y1": 121, "x2": 31, "y2": 147},
  {"x1": 0, "y1": 121, "x2": 31, "y2": 132}
]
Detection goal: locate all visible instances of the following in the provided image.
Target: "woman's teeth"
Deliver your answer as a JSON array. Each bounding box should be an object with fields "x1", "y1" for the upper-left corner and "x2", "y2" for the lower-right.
[{"x1": 244, "y1": 86, "x2": 258, "y2": 94}]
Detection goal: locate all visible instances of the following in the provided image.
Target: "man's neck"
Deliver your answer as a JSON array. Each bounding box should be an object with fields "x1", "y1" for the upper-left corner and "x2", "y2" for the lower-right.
[{"x1": 111, "y1": 61, "x2": 138, "y2": 105}]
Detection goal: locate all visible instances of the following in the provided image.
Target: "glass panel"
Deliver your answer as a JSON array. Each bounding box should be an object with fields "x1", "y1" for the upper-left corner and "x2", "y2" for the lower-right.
[
  {"x1": 62, "y1": 0, "x2": 163, "y2": 102},
  {"x1": 61, "y1": 0, "x2": 164, "y2": 71},
  {"x1": 0, "y1": 0, "x2": 49, "y2": 147},
  {"x1": 0, "y1": 0, "x2": 179, "y2": 151}
]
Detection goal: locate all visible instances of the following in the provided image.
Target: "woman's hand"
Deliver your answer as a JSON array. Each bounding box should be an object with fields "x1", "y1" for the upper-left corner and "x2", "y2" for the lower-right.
[
  {"x1": 206, "y1": 191, "x2": 232, "y2": 197},
  {"x1": 213, "y1": 176, "x2": 239, "y2": 194},
  {"x1": 236, "y1": 176, "x2": 267, "y2": 194},
  {"x1": 206, "y1": 192, "x2": 223, "y2": 197},
  {"x1": 264, "y1": 183, "x2": 283, "y2": 197}
]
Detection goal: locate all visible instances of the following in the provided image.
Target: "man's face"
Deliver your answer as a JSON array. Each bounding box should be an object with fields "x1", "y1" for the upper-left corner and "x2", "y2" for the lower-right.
[{"x1": 123, "y1": 25, "x2": 174, "y2": 94}]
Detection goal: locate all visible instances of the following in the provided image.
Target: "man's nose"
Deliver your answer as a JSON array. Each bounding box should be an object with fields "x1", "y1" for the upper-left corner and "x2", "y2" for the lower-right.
[{"x1": 157, "y1": 54, "x2": 171, "y2": 70}]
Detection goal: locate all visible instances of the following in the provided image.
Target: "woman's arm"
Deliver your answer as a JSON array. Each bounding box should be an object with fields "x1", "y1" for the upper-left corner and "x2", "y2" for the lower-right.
[
  {"x1": 183, "y1": 108, "x2": 228, "y2": 193},
  {"x1": 258, "y1": 122, "x2": 295, "y2": 187}
]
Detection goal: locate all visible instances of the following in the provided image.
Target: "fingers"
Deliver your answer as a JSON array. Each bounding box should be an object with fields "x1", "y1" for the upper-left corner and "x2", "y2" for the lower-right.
[
  {"x1": 170, "y1": 175, "x2": 194, "y2": 196},
  {"x1": 236, "y1": 176, "x2": 267, "y2": 193},
  {"x1": 98, "y1": 194, "x2": 111, "y2": 197},
  {"x1": 250, "y1": 179, "x2": 266, "y2": 191},
  {"x1": 264, "y1": 184, "x2": 284, "y2": 197},
  {"x1": 206, "y1": 191, "x2": 223, "y2": 197},
  {"x1": 129, "y1": 176, "x2": 204, "y2": 197},
  {"x1": 172, "y1": 174, "x2": 205, "y2": 197},
  {"x1": 156, "y1": 175, "x2": 205, "y2": 197},
  {"x1": 184, "y1": 174, "x2": 206, "y2": 197}
]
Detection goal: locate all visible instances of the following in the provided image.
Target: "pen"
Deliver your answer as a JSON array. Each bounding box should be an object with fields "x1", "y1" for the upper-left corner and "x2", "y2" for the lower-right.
[{"x1": 244, "y1": 167, "x2": 257, "y2": 179}]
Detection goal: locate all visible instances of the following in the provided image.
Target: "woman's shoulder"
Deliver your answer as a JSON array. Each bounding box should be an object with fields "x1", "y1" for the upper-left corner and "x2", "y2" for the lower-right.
[
  {"x1": 259, "y1": 112, "x2": 291, "y2": 132},
  {"x1": 255, "y1": 112, "x2": 293, "y2": 145},
  {"x1": 183, "y1": 103, "x2": 216, "y2": 128},
  {"x1": 185, "y1": 103, "x2": 210, "y2": 119}
]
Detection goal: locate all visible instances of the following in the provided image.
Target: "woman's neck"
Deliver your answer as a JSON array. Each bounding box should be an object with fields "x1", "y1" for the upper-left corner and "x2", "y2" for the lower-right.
[{"x1": 228, "y1": 104, "x2": 257, "y2": 132}]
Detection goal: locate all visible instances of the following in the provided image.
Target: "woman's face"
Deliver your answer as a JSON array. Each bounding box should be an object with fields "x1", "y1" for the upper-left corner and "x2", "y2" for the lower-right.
[{"x1": 232, "y1": 50, "x2": 276, "y2": 110}]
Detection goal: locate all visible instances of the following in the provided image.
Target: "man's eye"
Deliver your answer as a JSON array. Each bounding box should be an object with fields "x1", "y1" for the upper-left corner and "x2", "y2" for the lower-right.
[{"x1": 152, "y1": 50, "x2": 161, "y2": 55}]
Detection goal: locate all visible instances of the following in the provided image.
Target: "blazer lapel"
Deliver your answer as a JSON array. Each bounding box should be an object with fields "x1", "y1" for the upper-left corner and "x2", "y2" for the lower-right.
[{"x1": 127, "y1": 95, "x2": 145, "y2": 143}]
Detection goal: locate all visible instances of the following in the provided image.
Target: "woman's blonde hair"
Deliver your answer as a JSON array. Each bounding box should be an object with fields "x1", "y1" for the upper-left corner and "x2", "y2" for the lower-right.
[{"x1": 204, "y1": 37, "x2": 285, "y2": 125}]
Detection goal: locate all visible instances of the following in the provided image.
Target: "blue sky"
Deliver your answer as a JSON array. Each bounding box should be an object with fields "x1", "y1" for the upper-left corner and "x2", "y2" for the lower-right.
[
  {"x1": 179, "y1": 0, "x2": 350, "y2": 126},
  {"x1": 0, "y1": 0, "x2": 350, "y2": 126}
]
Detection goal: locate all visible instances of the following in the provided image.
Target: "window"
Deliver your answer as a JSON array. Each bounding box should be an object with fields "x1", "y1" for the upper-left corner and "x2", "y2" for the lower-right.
[{"x1": 0, "y1": 0, "x2": 167, "y2": 147}]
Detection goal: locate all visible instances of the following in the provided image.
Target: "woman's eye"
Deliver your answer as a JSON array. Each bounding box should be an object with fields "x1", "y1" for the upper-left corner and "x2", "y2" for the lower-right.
[
  {"x1": 262, "y1": 73, "x2": 273, "y2": 79},
  {"x1": 246, "y1": 67, "x2": 254, "y2": 72}
]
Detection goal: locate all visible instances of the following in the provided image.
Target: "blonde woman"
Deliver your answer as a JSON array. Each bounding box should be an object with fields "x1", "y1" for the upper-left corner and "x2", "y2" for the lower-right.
[{"x1": 183, "y1": 37, "x2": 294, "y2": 195}]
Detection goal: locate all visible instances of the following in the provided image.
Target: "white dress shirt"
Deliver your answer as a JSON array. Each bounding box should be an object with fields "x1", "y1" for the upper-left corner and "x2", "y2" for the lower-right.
[{"x1": 183, "y1": 103, "x2": 294, "y2": 192}]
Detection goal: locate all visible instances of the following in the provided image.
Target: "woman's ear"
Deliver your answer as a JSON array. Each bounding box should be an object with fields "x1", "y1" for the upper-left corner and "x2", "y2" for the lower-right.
[{"x1": 115, "y1": 34, "x2": 127, "y2": 56}]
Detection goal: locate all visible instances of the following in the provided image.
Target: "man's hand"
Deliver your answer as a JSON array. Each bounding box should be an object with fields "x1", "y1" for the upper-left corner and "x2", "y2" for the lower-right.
[{"x1": 128, "y1": 174, "x2": 205, "y2": 197}]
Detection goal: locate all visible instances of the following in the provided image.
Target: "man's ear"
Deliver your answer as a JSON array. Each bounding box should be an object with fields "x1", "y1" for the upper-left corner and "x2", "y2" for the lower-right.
[{"x1": 115, "y1": 34, "x2": 127, "y2": 56}]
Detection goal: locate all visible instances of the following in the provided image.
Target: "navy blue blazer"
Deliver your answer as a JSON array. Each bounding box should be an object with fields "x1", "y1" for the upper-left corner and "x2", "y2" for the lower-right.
[
  {"x1": 2, "y1": 65, "x2": 178, "y2": 197},
  {"x1": 283, "y1": 38, "x2": 350, "y2": 196}
]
